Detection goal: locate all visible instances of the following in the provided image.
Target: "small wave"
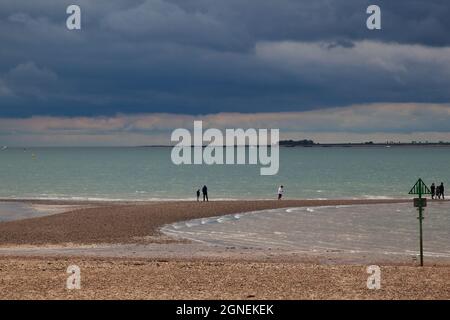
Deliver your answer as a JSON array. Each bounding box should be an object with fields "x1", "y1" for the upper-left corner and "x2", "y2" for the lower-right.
[
  {"x1": 286, "y1": 205, "x2": 337, "y2": 213},
  {"x1": 170, "y1": 223, "x2": 185, "y2": 230},
  {"x1": 361, "y1": 195, "x2": 397, "y2": 200},
  {"x1": 185, "y1": 221, "x2": 200, "y2": 227},
  {"x1": 217, "y1": 216, "x2": 237, "y2": 223},
  {"x1": 200, "y1": 218, "x2": 211, "y2": 224}
]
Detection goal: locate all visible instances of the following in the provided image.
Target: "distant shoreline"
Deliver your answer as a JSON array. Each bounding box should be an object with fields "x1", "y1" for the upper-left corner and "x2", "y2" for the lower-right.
[
  {"x1": 279, "y1": 142, "x2": 450, "y2": 148},
  {"x1": 145, "y1": 143, "x2": 450, "y2": 148},
  {"x1": 3, "y1": 143, "x2": 450, "y2": 148}
]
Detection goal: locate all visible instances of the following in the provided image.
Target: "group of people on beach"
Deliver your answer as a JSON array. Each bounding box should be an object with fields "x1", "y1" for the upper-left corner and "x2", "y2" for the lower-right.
[
  {"x1": 196, "y1": 185, "x2": 285, "y2": 201},
  {"x1": 430, "y1": 182, "x2": 445, "y2": 200},
  {"x1": 196, "y1": 185, "x2": 209, "y2": 202}
]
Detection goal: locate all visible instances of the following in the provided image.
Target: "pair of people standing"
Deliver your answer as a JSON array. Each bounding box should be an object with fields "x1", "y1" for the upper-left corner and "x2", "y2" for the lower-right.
[
  {"x1": 196, "y1": 185, "x2": 209, "y2": 202},
  {"x1": 431, "y1": 182, "x2": 445, "y2": 200}
]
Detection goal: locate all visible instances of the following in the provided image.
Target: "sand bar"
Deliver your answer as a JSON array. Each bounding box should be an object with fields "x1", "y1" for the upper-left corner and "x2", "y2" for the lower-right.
[{"x1": 0, "y1": 199, "x2": 411, "y2": 246}]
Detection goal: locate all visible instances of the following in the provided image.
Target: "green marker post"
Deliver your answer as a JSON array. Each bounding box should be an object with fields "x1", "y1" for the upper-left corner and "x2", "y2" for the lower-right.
[
  {"x1": 409, "y1": 178, "x2": 431, "y2": 267},
  {"x1": 418, "y1": 189, "x2": 424, "y2": 267}
]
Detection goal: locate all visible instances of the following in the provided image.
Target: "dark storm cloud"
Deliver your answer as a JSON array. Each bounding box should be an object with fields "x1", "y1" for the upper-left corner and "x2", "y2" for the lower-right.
[{"x1": 0, "y1": 0, "x2": 449, "y2": 117}]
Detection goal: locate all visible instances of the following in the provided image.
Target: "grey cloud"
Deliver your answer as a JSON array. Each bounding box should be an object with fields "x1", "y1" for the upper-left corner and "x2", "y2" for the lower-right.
[
  {"x1": 100, "y1": 0, "x2": 247, "y2": 50},
  {"x1": 1, "y1": 62, "x2": 59, "y2": 99},
  {"x1": 0, "y1": 1, "x2": 449, "y2": 118},
  {"x1": 0, "y1": 79, "x2": 13, "y2": 97}
]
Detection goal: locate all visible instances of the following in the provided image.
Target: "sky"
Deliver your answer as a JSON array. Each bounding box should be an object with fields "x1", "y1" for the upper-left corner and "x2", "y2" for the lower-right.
[{"x1": 0, "y1": 0, "x2": 450, "y2": 146}]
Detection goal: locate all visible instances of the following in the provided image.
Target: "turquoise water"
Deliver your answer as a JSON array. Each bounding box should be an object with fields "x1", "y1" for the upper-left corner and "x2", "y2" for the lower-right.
[{"x1": 0, "y1": 147, "x2": 449, "y2": 201}]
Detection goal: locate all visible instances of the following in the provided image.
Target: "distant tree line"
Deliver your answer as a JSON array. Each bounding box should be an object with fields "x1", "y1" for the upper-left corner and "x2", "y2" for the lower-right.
[
  {"x1": 279, "y1": 139, "x2": 315, "y2": 146},
  {"x1": 279, "y1": 140, "x2": 450, "y2": 147}
]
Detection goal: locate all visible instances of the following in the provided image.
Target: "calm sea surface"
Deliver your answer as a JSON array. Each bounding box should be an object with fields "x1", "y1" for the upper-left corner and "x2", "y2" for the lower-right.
[{"x1": 0, "y1": 147, "x2": 449, "y2": 201}]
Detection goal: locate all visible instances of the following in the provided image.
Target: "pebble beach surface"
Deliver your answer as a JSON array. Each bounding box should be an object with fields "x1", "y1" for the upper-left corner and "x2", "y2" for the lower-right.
[{"x1": 0, "y1": 199, "x2": 448, "y2": 300}]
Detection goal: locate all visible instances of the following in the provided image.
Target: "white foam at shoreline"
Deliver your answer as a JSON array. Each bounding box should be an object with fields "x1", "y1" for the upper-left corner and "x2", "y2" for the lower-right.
[{"x1": 0, "y1": 194, "x2": 405, "y2": 203}]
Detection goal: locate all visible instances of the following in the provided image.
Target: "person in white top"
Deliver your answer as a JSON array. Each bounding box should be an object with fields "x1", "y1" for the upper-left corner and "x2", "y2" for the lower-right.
[{"x1": 277, "y1": 185, "x2": 284, "y2": 200}]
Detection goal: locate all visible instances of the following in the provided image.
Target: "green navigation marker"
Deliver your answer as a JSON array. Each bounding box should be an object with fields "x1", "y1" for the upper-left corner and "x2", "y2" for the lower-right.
[{"x1": 408, "y1": 178, "x2": 431, "y2": 266}]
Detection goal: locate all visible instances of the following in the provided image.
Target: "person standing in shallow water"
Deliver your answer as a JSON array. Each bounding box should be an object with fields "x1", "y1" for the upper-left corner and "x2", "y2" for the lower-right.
[
  {"x1": 202, "y1": 185, "x2": 208, "y2": 202},
  {"x1": 431, "y1": 183, "x2": 436, "y2": 200},
  {"x1": 440, "y1": 182, "x2": 445, "y2": 199},
  {"x1": 278, "y1": 185, "x2": 284, "y2": 200},
  {"x1": 196, "y1": 189, "x2": 200, "y2": 202}
]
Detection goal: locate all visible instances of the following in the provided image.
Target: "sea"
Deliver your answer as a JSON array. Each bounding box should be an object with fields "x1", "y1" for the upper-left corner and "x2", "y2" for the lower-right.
[
  {"x1": 162, "y1": 202, "x2": 450, "y2": 257},
  {"x1": 0, "y1": 146, "x2": 449, "y2": 201},
  {"x1": 1, "y1": 146, "x2": 449, "y2": 257}
]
